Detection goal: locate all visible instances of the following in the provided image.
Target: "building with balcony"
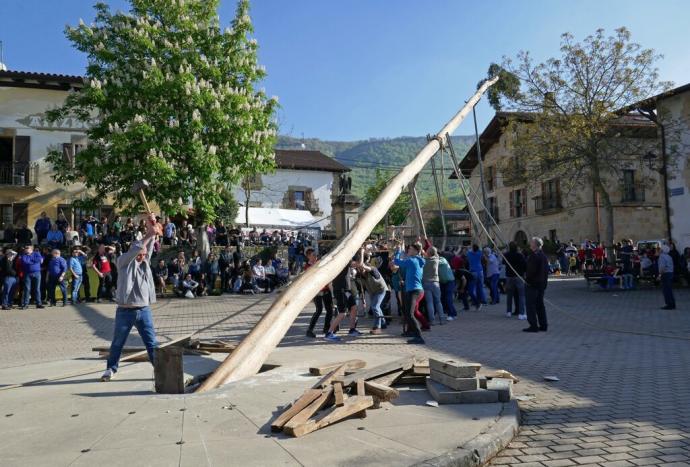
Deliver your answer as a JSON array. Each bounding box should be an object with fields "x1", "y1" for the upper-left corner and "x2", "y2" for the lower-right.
[
  {"x1": 455, "y1": 112, "x2": 666, "y2": 247},
  {"x1": 234, "y1": 149, "x2": 350, "y2": 230}
]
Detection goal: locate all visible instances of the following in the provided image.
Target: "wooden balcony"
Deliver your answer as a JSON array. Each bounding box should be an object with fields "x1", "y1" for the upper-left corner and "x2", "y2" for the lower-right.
[
  {"x1": 534, "y1": 195, "x2": 562, "y2": 214},
  {"x1": 0, "y1": 163, "x2": 39, "y2": 188}
]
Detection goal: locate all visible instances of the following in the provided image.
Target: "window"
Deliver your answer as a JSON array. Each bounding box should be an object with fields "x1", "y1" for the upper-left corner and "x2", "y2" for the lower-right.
[
  {"x1": 549, "y1": 229, "x2": 558, "y2": 244},
  {"x1": 622, "y1": 170, "x2": 644, "y2": 202},
  {"x1": 487, "y1": 196, "x2": 499, "y2": 222},
  {"x1": 0, "y1": 205, "x2": 12, "y2": 227},
  {"x1": 0, "y1": 137, "x2": 12, "y2": 165},
  {"x1": 510, "y1": 189, "x2": 528, "y2": 218},
  {"x1": 12, "y1": 203, "x2": 28, "y2": 228},
  {"x1": 294, "y1": 190, "x2": 305, "y2": 210}
]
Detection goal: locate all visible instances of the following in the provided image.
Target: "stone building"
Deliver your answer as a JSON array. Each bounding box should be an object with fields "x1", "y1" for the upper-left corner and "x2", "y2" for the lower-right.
[
  {"x1": 627, "y1": 83, "x2": 690, "y2": 250},
  {"x1": 456, "y1": 112, "x2": 666, "y2": 247}
]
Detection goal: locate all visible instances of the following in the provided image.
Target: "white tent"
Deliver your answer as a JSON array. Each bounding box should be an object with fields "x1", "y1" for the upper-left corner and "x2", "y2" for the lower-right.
[{"x1": 234, "y1": 207, "x2": 320, "y2": 229}]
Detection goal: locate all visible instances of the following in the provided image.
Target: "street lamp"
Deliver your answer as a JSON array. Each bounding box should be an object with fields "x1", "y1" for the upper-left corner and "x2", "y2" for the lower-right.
[{"x1": 642, "y1": 151, "x2": 658, "y2": 170}]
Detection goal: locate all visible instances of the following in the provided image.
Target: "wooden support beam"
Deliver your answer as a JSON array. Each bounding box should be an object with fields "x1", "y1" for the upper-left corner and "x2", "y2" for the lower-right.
[
  {"x1": 333, "y1": 382, "x2": 344, "y2": 407},
  {"x1": 312, "y1": 363, "x2": 347, "y2": 389},
  {"x1": 308, "y1": 359, "x2": 366, "y2": 376},
  {"x1": 283, "y1": 387, "x2": 334, "y2": 432},
  {"x1": 195, "y1": 77, "x2": 499, "y2": 392},
  {"x1": 370, "y1": 370, "x2": 404, "y2": 387},
  {"x1": 364, "y1": 381, "x2": 400, "y2": 402},
  {"x1": 356, "y1": 379, "x2": 365, "y2": 396}
]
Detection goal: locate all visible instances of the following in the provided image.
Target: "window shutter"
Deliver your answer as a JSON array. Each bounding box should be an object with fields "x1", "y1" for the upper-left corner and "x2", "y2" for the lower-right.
[
  {"x1": 556, "y1": 179, "x2": 561, "y2": 201},
  {"x1": 522, "y1": 189, "x2": 528, "y2": 216},
  {"x1": 14, "y1": 136, "x2": 30, "y2": 163},
  {"x1": 288, "y1": 190, "x2": 295, "y2": 209},
  {"x1": 541, "y1": 181, "x2": 546, "y2": 198},
  {"x1": 305, "y1": 189, "x2": 316, "y2": 211},
  {"x1": 509, "y1": 191, "x2": 515, "y2": 218},
  {"x1": 62, "y1": 143, "x2": 74, "y2": 166}
]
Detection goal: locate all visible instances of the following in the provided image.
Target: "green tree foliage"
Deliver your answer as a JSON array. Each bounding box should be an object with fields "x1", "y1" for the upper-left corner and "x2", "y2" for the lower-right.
[
  {"x1": 494, "y1": 27, "x2": 672, "y2": 245},
  {"x1": 363, "y1": 169, "x2": 411, "y2": 230},
  {"x1": 46, "y1": 0, "x2": 277, "y2": 220}
]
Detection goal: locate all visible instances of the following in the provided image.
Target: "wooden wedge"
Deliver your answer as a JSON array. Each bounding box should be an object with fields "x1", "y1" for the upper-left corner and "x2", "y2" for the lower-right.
[
  {"x1": 270, "y1": 388, "x2": 322, "y2": 432},
  {"x1": 308, "y1": 359, "x2": 366, "y2": 376},
  {"x1": 364, "y1": 381, "x2": 400, "y2": 402}
]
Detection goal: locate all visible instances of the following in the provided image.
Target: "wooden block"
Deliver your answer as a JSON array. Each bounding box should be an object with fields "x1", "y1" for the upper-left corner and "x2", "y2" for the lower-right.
[
  {"x1": 333, "y1": 383, "x2": 344, "y2": 407},
  {"x1": 284, "y1": 387, "x2": 334, "y2": 430},
  {"x1": 270, "y1": 388, "x2": 322, "y2": 432},
  {"x1": 341, "y1": 357, "x2": 415, "y2": 387},
  {"x1": 154, "y1": 346, "x2": 184, "y2": 394},
  {"x1": 364, "y1": 381, "x2": 400, "y2": 402},
  {"x1": 429, "y1": 359, "x2": 481, "y2": 378},
  {"x1": 308, "y1": 359, "x2": 367, "y2": 376},
  {"x1": 397, "y1": 374, "x2": 427, "y2": 385},
  {"x1": 356, "y1": 379, "x2": 365, "y2": 396},
  {"x1": 285, "y1": 396, "x2": 374, "y2": 437},
  {"x1": 430, "y1": 369, "x2": 479, "y2": 391},
  {"x1": 370, "y1": 370, "x2": 404, "y2": 387}
]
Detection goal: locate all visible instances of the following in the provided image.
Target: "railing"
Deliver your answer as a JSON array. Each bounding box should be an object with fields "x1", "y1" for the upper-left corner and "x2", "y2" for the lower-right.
[
  {"x1": 534, "y1": 195, "x2": 562, "y2": 214},
  {"x1": 0, "y1": 163, "x2": 39, "y2": 187},
  {"x1": 621, "y1": 183, "x2": 645, "y2": 203}
]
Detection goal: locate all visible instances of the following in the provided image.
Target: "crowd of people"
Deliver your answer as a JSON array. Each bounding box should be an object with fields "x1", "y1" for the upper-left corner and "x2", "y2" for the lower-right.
[{"x1": 301, "y1": 235, "x2": 552, "y2": 344}]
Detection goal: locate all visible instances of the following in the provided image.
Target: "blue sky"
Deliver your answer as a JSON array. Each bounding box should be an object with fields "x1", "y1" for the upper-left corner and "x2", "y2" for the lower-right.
[{"x1": 1, "y1": 0, "x2": 688, "y2": 140}]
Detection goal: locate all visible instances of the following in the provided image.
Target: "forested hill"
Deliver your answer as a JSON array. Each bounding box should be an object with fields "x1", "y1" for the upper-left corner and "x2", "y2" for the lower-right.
[{"x1": 276, "y1": 135, "x2": 474, "y2": 207}]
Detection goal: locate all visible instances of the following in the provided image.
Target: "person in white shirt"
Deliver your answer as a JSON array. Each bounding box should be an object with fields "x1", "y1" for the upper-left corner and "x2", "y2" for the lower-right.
[
  {"x1": 484, "y1": 247, "x2": 500, "y2": 305},
  {"x1": 252, "y1": 261, "x2": 269, "y2": 292},
  {"x1": 181, "y1": 273, "x2": 199, "y2": 298}
]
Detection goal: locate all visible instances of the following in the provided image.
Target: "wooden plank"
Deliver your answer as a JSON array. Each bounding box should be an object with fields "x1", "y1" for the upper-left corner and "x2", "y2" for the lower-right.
[
  {"x1": 92, "y1": 346, "x2": 145, "y2": 352},
  {"x1": 356, "y1": 379, "x2": 365, "y2": 396},
  {"x1": 333, "y1": 383, "x2": 344, "y2": 407},
  {"x1": 121, "y1": 334, "x2": 193, "y2": 364},
  {"x1": 283, "y1": 387, "x2": 334, "y2": 430},
  {"x1": 370, "y1": 370, "x2": 404, "y2": 387},
  {"x1": 270, "y1": 389, "x2": 322, "y2": 432},
  {"x1": 312, "y1": 363, "x2": 347, "y2": 389},
  {"x1": 364, "y1": 381, "x2": 400, "y2": 402},
  {"x1": 308, "y1": 359, "x2": 367, "y2": 376},
  {"x1": 411, "y1": 365, "x2": 431, "y2": 376},
  {"x1": 285, "y1": 396, "x2": 374, "y2": 438},
  {"x1": 194, "y1": 78, "x2": 500, "y2": 392},
  {"x1": 341, "y1": 357, "x2": 415, "y2": 387}
]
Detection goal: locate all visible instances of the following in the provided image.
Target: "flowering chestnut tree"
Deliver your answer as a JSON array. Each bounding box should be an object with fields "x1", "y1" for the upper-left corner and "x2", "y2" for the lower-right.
[{"x1": 47, "y1": 0, "x2": 277, "y2": 219}]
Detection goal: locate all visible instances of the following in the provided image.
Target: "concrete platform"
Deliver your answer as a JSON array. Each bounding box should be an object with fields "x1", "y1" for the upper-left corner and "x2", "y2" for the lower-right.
[{"x1": 0, "y1": 347, "x2": 518, "y2": 466}]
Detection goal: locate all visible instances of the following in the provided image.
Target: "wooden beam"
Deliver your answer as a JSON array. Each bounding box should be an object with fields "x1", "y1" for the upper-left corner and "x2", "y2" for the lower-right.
[
  {"x1": 270, "y1": 388, "x2": 322, "y2": 432},
  {"x1": 283, "y1": 387, "x2": 334, "y2": 432},
  {"x1": 195, "y1": 77, "x2": 499, "y2": 392},
  {"x1": 370, "y1": 370, "x2": 404, "y2": 387},
  {"x1": 341, "y1": 357, "x2": 415, "y2": 387},
  {"x1": 356, "y1": 379, "x2": 365, "y2": 396},
  {"x1": 285, "y1": 396, "x2": 374, "y2": 438},
  {"x1": 312, "y1": 363, "x2": 347, "y2": 389},
  {"x1": 364, "y1": 381, "x2": 400, "y2": 402},
  {"x1": 308, "y1": 359, "x2": 366, "y2": 376},
  {"x1": 333, "y1": 382, "x2": 344, "y2": 407}
]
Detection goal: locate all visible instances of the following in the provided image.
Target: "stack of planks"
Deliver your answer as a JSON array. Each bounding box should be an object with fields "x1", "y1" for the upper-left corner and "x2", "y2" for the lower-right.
[{"x1": 272, "y1": 357, "x2": 428, "y2": 438}]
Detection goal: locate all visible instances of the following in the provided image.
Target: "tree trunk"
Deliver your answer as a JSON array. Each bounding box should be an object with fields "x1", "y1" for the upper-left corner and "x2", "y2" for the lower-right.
[
  {"x1": 591, "y1": 165, "x2": 615, "y2": 255},
  {"x1": 244, "y1": 191, "x2": 250, "y2": 228},
  {"x1": 195, "y1": 77, "x2": 499, "y2": 392}
]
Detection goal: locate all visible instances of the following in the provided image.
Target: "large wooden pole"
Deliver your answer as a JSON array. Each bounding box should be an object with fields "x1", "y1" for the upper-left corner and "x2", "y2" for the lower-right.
[{"x1": 196, "y1": 77, "x2": 499, "y2": 392}]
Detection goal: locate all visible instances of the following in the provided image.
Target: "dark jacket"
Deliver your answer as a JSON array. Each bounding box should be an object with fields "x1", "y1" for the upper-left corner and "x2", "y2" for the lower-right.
[
  {"x1": 503, "y1": 251, "x2": 527, "y2": 278},
  {"x1": 0, "y1": 256, "x2": 18, "y2": 278},
  {"x1": 525, "y1": 249, "x2": 549, "y2": 289}
]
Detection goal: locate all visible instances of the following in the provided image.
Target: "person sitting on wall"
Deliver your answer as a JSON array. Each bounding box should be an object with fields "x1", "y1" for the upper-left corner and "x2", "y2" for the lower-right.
[
  {"x1": 153, "y1": 259, "x2": 168, "y2": 297},
  {"x1": 598, "y1": 265, "x2": 621, "y2": 290},
  {"x1": 34, "y1": 212, "x2": 51, "y2": 244},
  {"x1": 179, "y1": 273, "x2": 199, "y2": 298},
  {"x1": 46, "y1": 224, "x2": 65, "y2": 249},
  {"x1": 16, "y1": 224, "x2": 33, "y2": 246}
]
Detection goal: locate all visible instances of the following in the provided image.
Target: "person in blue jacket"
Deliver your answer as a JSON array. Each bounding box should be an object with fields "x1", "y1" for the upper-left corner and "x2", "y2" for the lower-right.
[
  {"x1": 394, "y1": 241, "x2": 427, "y2": 345},
  {"x1": 20, "y1": 245, "x2": 44, "y2": 309},
  {"x1": 466, "y1": 244, "x2": 487, "y2": 309},
  {"x1": 47, "y1": 249, "x2": 68, "y2": 306}
]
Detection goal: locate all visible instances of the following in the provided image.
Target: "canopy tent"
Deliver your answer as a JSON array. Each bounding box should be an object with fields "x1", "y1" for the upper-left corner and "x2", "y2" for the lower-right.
[{"x1": 234, "y1": 207, "x2": 320, "y2": 230}]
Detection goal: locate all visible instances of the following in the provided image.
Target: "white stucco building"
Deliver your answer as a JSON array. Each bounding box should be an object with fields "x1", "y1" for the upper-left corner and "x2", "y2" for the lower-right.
[
  {"x1": 631, "y1": 83, "x2": 690, "y2": 250},
  {"x1": 234, "y1": 149, "x2": 350, "y2": 230}
]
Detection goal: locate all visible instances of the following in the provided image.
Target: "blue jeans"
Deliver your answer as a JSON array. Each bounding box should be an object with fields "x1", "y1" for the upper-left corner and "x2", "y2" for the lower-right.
[
  {"x1": 440, "y1": 280, "x2": 457, "y2": 317},
  {"x1": 661, "y1": 272, "x2": 675, "y2": 308},
  {"x1": 469, "y1": 270, "x2": 486, "y2": 306},
  {"x1": 423, "y1": 281, "x2": 445, "y2": 322},
  {"x1": 71, "y1": 275, "x2": 83, "y2": 303},
  {"x1": 106, "y1": 306, "x2": 159, "y2": 372},
  {"x1": 505, "y1": 277, "x2": 525, "y2": 315},
  {"x1": 369, "y1": 291, "x2": 386, "y2": 328},
  {"x1": 489, "y1": 273, "x2": 500, "y2": 304},
  {"x1": 2, "y1": 276, "x2": 17, "y2": 307},
  {"x1": 47, "y1": 275, "x2": 67, "y2": 305},
  {"x1": 23, "y1": 271, "x2": 42, "y2": 306}
]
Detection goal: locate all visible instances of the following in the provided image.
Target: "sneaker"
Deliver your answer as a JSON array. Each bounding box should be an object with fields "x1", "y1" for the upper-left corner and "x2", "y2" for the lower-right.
[
  {"x1": 100, "y1": 369, "x2": 114, "y2": 382},
  {"x1": 324, "y1": 332, "x2": 341, "y2": 342},
  {"x1": 348, "y1": 329, "x2": 362, "y2": 337},
  {"x1": 406, "y1": 337, "x2": 426, "y2": 345},
  {"x1": 36, "y1": 304, "x2": 45, "y2": 309},
  {"x1": 446, "y1": 316, "x2": 455, "y2": 321},
  {"x1": 518, "y1": 314, "x2": 527, "y2": 320},
  {"x1": 505, "y1": 312, "x2": 512, "y2": 318},
  {"x1": 305, "y1": 330, "x2": 317, "y2": 338}
]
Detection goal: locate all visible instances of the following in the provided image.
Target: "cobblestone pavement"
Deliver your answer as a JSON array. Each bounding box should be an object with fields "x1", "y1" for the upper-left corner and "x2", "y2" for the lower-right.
[{"x1": 1, "y1": 278, "x2": 689, "y2": 466}]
